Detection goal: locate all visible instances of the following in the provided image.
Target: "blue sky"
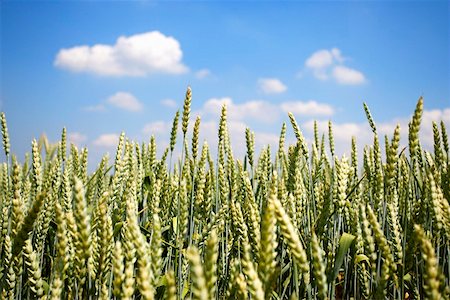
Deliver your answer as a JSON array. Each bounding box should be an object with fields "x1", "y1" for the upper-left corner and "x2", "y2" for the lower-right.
[{"x1": 1, "y1": 1, "x2": 449, "y2": 163}]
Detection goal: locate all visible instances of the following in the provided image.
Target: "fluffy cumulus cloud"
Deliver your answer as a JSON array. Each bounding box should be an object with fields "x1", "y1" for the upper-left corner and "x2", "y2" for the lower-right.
[
  {"x1": 107, "y1": 92, "x2": 143, "y2": 112},
  {"x1": 332, "y1": 66, "x2": 366, "y2": 85},
  {"x1": 200, "y1": 97, "x2": 280, "y2": 123},
  {"x1": 258, "y1": 78, "x2": 287, "y2": 94},
  {"x1": 85, "y1": 92, "x2": 143, "y2": 112},
  {"x1": 93, "y1": 134, "x2": 120, "y2": 147},
  {"x1": 281, "y1": 101, "x2": 334, "y2": 116},
  {"x1": 304, "y1": 48, "x2": 366, "y2": 85},
  {"x1": 55, "y1": 31, "x2": 188, "y2": 76}
]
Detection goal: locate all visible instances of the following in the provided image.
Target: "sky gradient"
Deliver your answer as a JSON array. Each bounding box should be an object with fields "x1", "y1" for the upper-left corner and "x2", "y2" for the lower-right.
[{"x1": 1, "y1": 1, "x2": 449, "y2": 164}]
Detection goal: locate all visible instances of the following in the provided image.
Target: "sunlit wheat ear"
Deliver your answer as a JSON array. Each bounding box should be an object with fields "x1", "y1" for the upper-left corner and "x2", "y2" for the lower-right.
[
  {"x1": 432, "y1": 121, "x2": 444, "y2": 169},
  {"x1": 272, "y1": 193, "x2": 309, "y2": 283},
  {"x1": 363, "y1": 102, "x2": 377, "y2": 134},
  {"x1": 278, "y1": 122, "x2": 287, "y2": 157},
  {"x1": 73, "y1": 176, "x2": 91, "y2": 290},
  {"x1": 440, "y1": 120, "x2": 449, "y2": 157},
  {"x1": 170, "y1": 110, "x2": 180, "y2": 153},
  {"x1": 386, "y1": 124, "x2": 400, "y2": 187},
  {"x1": 245, "y1": 127, "x2": 255, "y2": 168},
  {"x1": 165, "y1": 270, "x2": 177, "y2": 300},
  {"x1": 122, "y1": 223, "x2": 137, "y2": 300},
  {"x1": 3, "y1": 235, "x2": 16, "y2": 300},
  {"x1": 414, "y1": 225, "x2": 441, "y2": 300},
  {"x1": 112, "y1": 240, "x2": 125, "y2": 298},
  {"x1": 328, "y1": 120, "x2": 335, "y2": 158},
  {"x1": 218, "y1": 104, "x2": 227, "y2": 144},
  {"x1": 182, "y1": 86, "x2": 192, "y2": 136},
  {"x1": 10, "y1": 163, "x2": 24, "y2": 238},
  {"x1": 54, "y1": 200, "x2": 69, "y2": 274},
  {"x1": 311, "y1": 232, "x2": 327, "y2": 300},
  {"x1": 12, "y1": 192, "x2": 45, "y2": 256},
  {"x1": 288, "y1": 112, "x2": 308, "y2": 159},
  {"x1": 31, "y1": 139, "x2": 42, "y2": 195},
  {"x1": 186, "y1": 246, "x2": 209, "y2": 300},
  {"x1": 192, "y1": 116, "x2": 201, "y2": 162},
  {"x1": 204, "y1": 229, "x2": 218, "y2": 299},
  {"x1": 1, "y1": 112, "x2": 10, "y2": 157},
  {"x1": 23, "y1": 239, "x2": 45, "y2": 299},
  {"x1": 49, "y1": 276, "x2": 63, "y2": 300},
  {"x1": 408, "y1": 96, "x2": 423, "y2": 159},
  {"x1": 366, "y1": 204, "x2": 396, "y2": 296},
  {"x1": 242, "y1": 238, "x2": 265, "y2": 300},
  {"x1": 259, "y1": 173, "x2": 278, "y2": 295}
]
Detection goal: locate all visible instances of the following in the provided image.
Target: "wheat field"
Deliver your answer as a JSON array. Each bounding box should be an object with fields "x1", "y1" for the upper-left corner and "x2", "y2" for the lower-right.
[{"x1": 0, "y1": 88, "x2": 449, "y2": 299}]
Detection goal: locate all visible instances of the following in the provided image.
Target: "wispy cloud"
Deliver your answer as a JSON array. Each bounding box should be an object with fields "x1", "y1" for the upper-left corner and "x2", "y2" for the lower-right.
[
  {"x1": 304, "y1": 48, "x2": 366, "y2": 85},
  {"x1": 258, "y1": 78, "x2": 287, "y2": 94},
  {"x1": 54, "y1": 31, "x2": 188, "y2": 76}
]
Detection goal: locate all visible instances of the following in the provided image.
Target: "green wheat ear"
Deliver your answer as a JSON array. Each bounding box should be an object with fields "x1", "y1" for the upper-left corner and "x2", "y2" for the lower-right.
[{"x1": 182, "y1": 86, "x2": 192, "y2": 136}]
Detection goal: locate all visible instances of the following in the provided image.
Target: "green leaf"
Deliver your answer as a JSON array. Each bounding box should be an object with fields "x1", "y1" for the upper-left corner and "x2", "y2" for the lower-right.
[
  {"x1": 354, "y1": 254, "x2": 369, "y2": 265},
  {"x1": 329, "y1": 232, "x2": 356, "y2": 283},
  {"x1": 113, "y1": 221, "x2": 123, "y2": 238},
  {"x1": 158, "y1": 274, "x2": 167, "y2": 287},
  {"x1": 42, "y1": 280, "x2": 49, "y2": 295}
]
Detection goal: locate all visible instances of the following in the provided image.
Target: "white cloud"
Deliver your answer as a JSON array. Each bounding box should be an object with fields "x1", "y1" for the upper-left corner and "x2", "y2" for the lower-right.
[
  {"x1": 55, "y1": 31, "x2": 188, "y2": 76},
  {"x1": 93, "y1": 134, "x2": 120, "y2": 147},
  {"x1": 68, "y1": 132, "x2": 87, "y2": 145},
  {"x1": 258, "y1": 78, "x2": 287, "y2": 94},
  {"x1": 281, "y1": 100, "x2": 334, "y2": 116},
  {"x1": 304, "y1": 48, "x2": 365, "y2": 85},
  {"x1": 161, "y1": 98, "x2": 177, "y2": 108},
  {"x1": 305, "y1": 120, "x2": 363, "y2": 142},
  {"x1": 195, "y1": 69, "x2": 211, "y2": 79},
  {"x1": 332, "y1": 66, "x2": 366, "y2": 85},
  {"x1": 198, "y1": 97, "x2": 335, "y2": 124},
  {"x1": 305, "y1": 49, "x2": 337, "y2": 69},
  {"x1": 107, "y1": 92, "x2": 143, "y2": 112},
  {"x1": 200, "y1": 97, "x2": 280, "y2": 123}
]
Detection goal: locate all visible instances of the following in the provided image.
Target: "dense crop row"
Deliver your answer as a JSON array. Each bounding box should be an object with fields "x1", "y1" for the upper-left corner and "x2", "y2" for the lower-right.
[{"x1": 0, "y1": 89, "x2": 449, "y2": 299}]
